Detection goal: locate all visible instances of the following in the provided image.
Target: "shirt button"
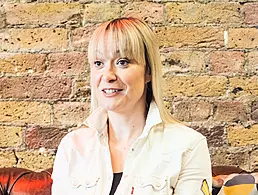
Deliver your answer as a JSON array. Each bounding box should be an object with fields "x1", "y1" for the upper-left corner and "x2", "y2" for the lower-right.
[
  {"x1": 72, "y1": 179, "x2": 79, "y2": 187},
  {"x1": 136, "y1": 178, "x2": 144, "y2": 185}
]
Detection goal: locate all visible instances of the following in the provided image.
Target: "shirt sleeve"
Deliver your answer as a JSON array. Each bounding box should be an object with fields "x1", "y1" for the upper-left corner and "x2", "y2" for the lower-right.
[
  {"x1": 51, "y1": 137, "x2": 70, "y2": 195},
  {"x1": 173, "y1": 138, "x2": 212, "y2": 195}
]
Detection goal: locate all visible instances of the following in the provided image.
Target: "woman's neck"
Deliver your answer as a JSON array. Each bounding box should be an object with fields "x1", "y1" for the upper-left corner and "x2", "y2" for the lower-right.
[{"x1": 107, "y1": 107, "x2": 147, "y2": 145}]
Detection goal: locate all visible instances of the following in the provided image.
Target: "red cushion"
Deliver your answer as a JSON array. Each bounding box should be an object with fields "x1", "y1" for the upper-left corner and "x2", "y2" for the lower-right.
[
  {"x1": 0, "y1": 167, "x2": 52, "y2": 195},
  {"x1": 212, "y1": 165, "x2": 245, "y2": 176}
]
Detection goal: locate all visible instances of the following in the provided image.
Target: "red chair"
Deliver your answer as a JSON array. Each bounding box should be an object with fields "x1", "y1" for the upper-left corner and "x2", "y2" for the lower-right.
[{"x1": 0, "y1": 168, "x2": 52, "y2": 195}]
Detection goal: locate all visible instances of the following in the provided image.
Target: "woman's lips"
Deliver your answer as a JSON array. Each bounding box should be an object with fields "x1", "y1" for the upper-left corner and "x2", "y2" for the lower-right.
[{"x1": 102, "y1": 88, "x2": 123, "y2": 96}]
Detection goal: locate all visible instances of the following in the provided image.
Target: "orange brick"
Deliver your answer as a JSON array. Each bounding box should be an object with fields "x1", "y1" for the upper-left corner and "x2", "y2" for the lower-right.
[
  {"x1": 209, "y1": 51, "x2": 245, "y2": 73},
  {"x1": 250, "y1": 150, "x2": 258, "y2": 171},
  {"x1": 16, "y1": 151, "x2": 54, "y2": 171},
  {"x1": 203, "y1": 2, "x2": 241, "y2": 24},
  {"x1": 123, "y1": 2, "x2": 163, "y2": 24},
  {"x1": 1, "y1": 28, "x2": 68, "y2": 51},
  {"x1": 154, "y1": 27, "x2": 224, "y2": 48},
  {"x1": 210, "y1": 148, "x2": 250, "y2": 171},
  {"x1": 47, "y1": 52, "x2": 87, "y2": 75},
  {"x1": 0, "y1": 77, "x2": 72, "y2": 99},
  {"x1": 246, "y1": 51, "x2": 258, "y2": 72},
  {"x1": 0, "y1": 7, "x2": 5, "y2": 28},
  {"x1": 228, "y1": 125, "x2": 258, "y2": 146},
  {"x1": 0, "y1": 53, "x2": 46, "y2": 74},
  {"x1": 192, "y1": 125, "x2": 225, "y2": 147},
  {"x1": 252, "y1": 100, "x2": 258, "y2": 122},
  {"x1": 0, "y1": 151, "x2": 17, "y2": 168},
  {"x1": 83, "y1": 3, "x2": 121, "y2": 23},
  {"x1": 73, "y1": 80, "x2": 91, "y2": 99},
  {"x1": 0, "y1": 126, "x2": 22, "y2": 147},
  {"x1": 0, "y1": 101, "x2": 51, "y2": 125},
  {"x1": 53, "y1": 101, "x2": 90, "y2": 126},
  {"x1": 26, "y1": 126, "x2": 67, "y2": 149},
  {"x1": 173, "y1": 99, "x2": 212, "y2": 121},
  {"x1": 4, "y1": 3, "x2": 82, "y2": 25},
  {"x1": 228, "y1": 28, "x2": 258, "y2": 49},
  {"x1": 243, "y1": 3, "x2": 258, "y2": 25},
  {"x1": 166, "y1": 3, "x2": 203, "y2": 24},
  {"x1": 161, "y1": 51, "x2": 207, "y2": 73},
  {"x1": 71, "y1": 25, "x2": 97, "y2": 50},
  {"x1": 163, "y1": 76, "x2": 227, "y2": 97},
  {"x1": 229, "y1": 77, "x2": 258, "y2": 97},
  {"x1": 213, "y1": 101, "x2": 248, "y2": 122}
]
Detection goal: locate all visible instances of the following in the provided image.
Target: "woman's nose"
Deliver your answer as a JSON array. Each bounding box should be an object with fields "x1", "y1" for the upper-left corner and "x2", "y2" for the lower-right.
[{"x1": 102, "y1": 66, "x2": 117, "y2": 82}]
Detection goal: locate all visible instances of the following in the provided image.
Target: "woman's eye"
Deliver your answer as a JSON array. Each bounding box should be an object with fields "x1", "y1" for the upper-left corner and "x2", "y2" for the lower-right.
[
  {"x1": 94, "y1": 61, "x2": 103, "y2": 67},
  {"x1": 117, "y1": 59, "x2": 129, "y2": 67}
]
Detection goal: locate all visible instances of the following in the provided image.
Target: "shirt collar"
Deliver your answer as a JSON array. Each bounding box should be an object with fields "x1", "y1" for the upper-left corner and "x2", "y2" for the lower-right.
[
  {"x1": 83, "y1": 101, "x2": 163, "y2": 137},
  {"x1": 83, "y1": 106, "x2": 108, "y2": 136},
  {"x1": 140, "y1": 101, "x2": 163, "y2": 138}
]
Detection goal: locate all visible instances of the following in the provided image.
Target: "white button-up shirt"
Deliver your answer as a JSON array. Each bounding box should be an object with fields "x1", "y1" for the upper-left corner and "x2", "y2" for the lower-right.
[{"x1": 52, "y1": 101, "x2": 212, "y2": 195}]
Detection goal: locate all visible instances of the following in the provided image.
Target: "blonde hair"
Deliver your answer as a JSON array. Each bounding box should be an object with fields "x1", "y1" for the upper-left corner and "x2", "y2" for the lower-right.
[{"x1": 88, "y1": 17, "x2": 177, "y2": 124}]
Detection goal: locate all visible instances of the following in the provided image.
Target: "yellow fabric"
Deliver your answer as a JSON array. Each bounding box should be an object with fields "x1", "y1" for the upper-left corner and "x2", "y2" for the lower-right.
[
  {"x1": 223, "y1": 184, "x2": 254, "y2": 195},
  {"x1": 201, "y1": 179, "x2": 211, "y2": 195}
]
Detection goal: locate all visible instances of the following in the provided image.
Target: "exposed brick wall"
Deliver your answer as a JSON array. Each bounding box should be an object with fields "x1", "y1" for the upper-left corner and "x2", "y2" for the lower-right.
[{"x1": 0, "y1": 0, "x2": 257, "y2": 171}]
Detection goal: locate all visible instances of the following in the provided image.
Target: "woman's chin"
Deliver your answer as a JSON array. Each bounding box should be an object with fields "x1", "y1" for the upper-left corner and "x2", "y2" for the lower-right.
[
  {"x1": 100, "y1": 102, "x2": 127, "y2": 113},
  {"x1": 100, "y1": 103, "x2": 120, "y2": 112}
]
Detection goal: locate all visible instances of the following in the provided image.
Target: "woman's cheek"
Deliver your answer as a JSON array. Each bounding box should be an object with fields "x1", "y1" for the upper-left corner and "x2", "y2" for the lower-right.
[{"x1": 91, "y1": 72, "x2": 101, "y2": 88}]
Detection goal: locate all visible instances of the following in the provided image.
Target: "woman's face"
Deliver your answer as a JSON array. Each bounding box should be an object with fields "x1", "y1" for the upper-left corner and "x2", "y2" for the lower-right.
[{"x1": 90, "y1": 50, "x2": 151, "y2": 114}]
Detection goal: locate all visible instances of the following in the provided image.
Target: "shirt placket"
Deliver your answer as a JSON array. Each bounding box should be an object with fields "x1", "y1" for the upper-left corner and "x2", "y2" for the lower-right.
[
  {"x1": 115, "y1": 136, "x2": 147, "y2": 195},
  {"x1": 97, "y1": 126, "x2": 114, "y2": 195}
]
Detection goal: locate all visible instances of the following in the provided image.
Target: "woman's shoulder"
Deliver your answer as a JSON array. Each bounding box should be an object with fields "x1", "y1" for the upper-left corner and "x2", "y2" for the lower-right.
[
  {"x1": 63, "y1": 124, "x2": 96, "y2": 139},
  {"x1": 165, "y1": 122, "x2": 204, "y2": 136},
  {"x1": 59, "y1": 125, "x2": 98, "y2": 152},
  {"x1": 162, "y1": 122, "x2": 206, "y2": 149}
]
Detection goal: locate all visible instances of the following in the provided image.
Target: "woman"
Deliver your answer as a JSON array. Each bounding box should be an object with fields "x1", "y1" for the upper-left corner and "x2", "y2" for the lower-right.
[{"x1": 52, "y1": 17, "x2": 212, "y2": 195}]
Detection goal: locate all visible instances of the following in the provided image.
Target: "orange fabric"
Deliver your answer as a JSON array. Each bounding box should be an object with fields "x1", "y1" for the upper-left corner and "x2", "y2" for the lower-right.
[
  {"x1": 223, "y1": 184, "x2": 254, "y2": 195},
  {"x1": 212, "y1": 172, "x2": 258, "y2": 195}
]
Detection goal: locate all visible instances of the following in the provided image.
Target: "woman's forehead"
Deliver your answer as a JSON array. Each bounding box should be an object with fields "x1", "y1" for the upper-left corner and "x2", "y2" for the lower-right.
[
  {"x1": 95, "y1": 49, "x2": 124, "y2": 59},
  {"x1": 89, "y1": 23, "x2": 146, "y2": 64},
  {"x1": 93, "y1": 40, "x2": 135, "y2": 59}
]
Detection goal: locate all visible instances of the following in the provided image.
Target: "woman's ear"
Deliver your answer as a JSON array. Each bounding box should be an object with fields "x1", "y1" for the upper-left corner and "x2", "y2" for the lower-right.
[
  {"x1": 145, "y1": 73, "x2": 151, "y2": 83},
  {"x1": 145, "y1": 63, "x2": 151, "y2": 83}
]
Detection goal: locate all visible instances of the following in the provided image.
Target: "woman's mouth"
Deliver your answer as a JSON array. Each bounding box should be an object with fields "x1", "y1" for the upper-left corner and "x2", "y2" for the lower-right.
[
  {"x1": 102, "y1": 89, "x2": 123, "y2": 95},
  {"x1": 103, "y1": 89, "x2": 119, "y2": 94}
]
